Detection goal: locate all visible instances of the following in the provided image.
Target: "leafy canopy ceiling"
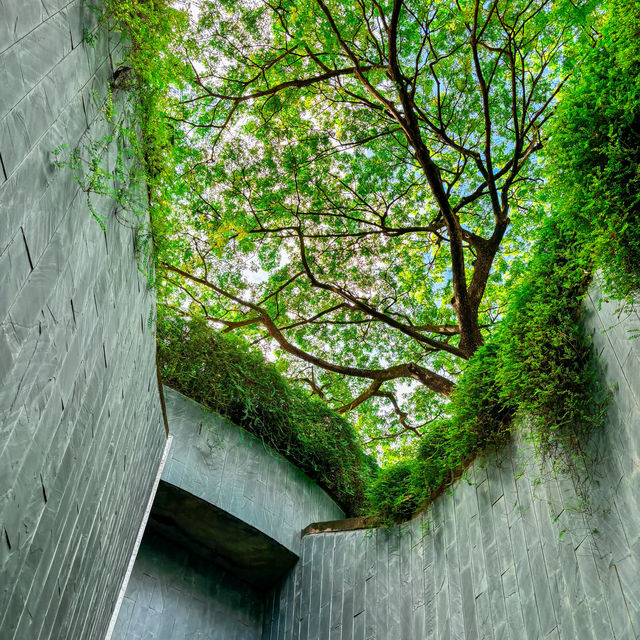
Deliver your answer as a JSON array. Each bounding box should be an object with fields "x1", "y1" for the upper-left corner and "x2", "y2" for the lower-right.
[{"x1": 157, "y1": 0, "x2": 597, "y2": 459}]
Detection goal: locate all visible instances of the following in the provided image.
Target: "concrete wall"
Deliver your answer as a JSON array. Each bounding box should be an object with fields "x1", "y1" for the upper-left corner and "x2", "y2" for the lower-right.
[
  {"x1": 0, "y1": 3, "x2": 167, "y2": 639},
  {"x1": 263, "y1": 289, "x2": 640, "y2": 640},
  {"x1": 162, "y1": 388, "x2": 345, "y2": 556},
  {"x1": 111, "y1": 390, "x2": 347, "y2": 639},
  {"x1": 111, "y1": 531, "x2": 264, "y2": 640}
]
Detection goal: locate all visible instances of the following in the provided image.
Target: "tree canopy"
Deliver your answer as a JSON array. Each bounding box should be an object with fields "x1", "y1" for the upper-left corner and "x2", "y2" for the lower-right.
[{"x1": 157, "y1": 0, "x2": 598, "y2": 455}]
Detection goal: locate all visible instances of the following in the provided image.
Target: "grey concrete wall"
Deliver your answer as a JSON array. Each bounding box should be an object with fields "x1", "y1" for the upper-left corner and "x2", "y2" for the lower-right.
[
  {"x1": 263, "y1": 289, "x2": 640, "y2": 640},
  {"x1": 162, "y1": 387, "x2": 345, "y2": 555},
  {"x1": 111, "y1": 531, "x2": 264, "y2": 640},
  {"x1": 0, "y1": 3, "x2": 167, "y2": 639},
  {"x1": 110, "y1": 389, "x2": 347, "y2": 640}
]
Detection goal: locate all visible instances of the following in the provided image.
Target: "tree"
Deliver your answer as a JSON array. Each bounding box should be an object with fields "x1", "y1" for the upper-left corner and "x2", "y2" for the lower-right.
[{"x1": 160, "y1": 0, "x2": 596, "y2": 451}]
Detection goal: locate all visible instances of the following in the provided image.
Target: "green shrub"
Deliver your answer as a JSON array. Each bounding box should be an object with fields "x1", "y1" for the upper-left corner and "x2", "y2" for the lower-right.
[
  {"x1": 368, "y1": 343, "x2": 512, "y2": 524},
  {"x1": 366, "y1": 461, "x2": 418, "y2": 523},
  {"x1": 495, "y1": 221, "x2": 606, "y2": 460},
  {"x1": 157, "y1": 310, "x2": 376, "y2": 514},
  {"x1": 545, "y1": 0, "x2": 640, "y2": 301}
]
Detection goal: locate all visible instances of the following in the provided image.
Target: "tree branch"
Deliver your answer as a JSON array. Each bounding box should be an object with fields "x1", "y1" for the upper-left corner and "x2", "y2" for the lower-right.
[{"x1": 162, "y1": 262, "x2": 455, "y2": 397}]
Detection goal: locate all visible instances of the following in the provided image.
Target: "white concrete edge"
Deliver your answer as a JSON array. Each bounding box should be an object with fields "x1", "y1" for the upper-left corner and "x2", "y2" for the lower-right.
[{"x1": 103, "y1": 434, "x2": 173, "y2": 640}]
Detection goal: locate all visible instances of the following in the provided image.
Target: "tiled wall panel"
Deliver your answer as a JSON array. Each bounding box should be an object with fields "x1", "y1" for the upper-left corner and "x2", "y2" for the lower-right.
[{"x1": 0, "y1": 3, "x2": 166, "y2": 639}]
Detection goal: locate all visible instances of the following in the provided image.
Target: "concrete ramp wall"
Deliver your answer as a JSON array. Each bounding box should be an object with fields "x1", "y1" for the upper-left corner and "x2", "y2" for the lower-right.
[
  {"x1": 262, "y1": 289, "x2": 640, "y2": 640},
  {"x1": 0, "y1": 4, "x2": 167, "y2": 639},
  {"x1": 160, "y1": 388, "x2": 344, "y2": 557},
  {"x1": 111, "y1": 389, "x2": 346, "y2": 640}
]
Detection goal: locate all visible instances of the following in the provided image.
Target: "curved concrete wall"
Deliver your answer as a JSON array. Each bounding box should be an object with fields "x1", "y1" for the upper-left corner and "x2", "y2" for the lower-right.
[
  {"x1": 111, "y1": 389, "x2": 346, "y2": 639},
  {"x1": 263, "y1": 289, "x2": 640, "y2": 639},
  {"x1": 0, "y1": 4, "x2": 167, "y2": 639},
  {"x1": 161, "y1": 387, "x2": 345, "y2": 555}
]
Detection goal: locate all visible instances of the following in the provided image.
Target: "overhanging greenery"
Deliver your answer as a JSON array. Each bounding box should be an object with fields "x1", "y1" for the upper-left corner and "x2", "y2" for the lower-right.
[
  {"x1": 366, "y1": 0, "x2": 637, "y2": 523},
  {"x1": 157, "y1": 310, "x2": 376, "y2": 514},
  {"x1": 62, "y1": 0, "x2": 639, "y2": 523}
]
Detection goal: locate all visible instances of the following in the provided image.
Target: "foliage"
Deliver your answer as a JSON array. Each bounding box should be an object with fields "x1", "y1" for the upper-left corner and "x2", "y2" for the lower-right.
[
  {"x1": 55, "y1": 0, "x2": 193, "y2": 272},
  {"x1": 57, "y1": 0, "x2": 636, "y2": 525},
  {"x1": 497, "y1": 0, "x2": 640, "y2": 461},
  {"x1": 366, "y1": 219, "x2": 609, "y2": 524},
  {"x1": 367, "y1": 341, "x2": 511, "y2": 523},
  {"x1": 545, "y1": 0, "x2": 640, "y2": 302},
  {"x1": 156, "y1": 310, "x2": 376, "y2": 515},
  {"x1": 158, "y1": 0, "x2": 598, "y2": 453},
  {"x1": 495, "y1": 222, "x2": 607, "y2": 461},
  {"x1": 366, "y1": 460, "x2": 418, "y2": 523}
]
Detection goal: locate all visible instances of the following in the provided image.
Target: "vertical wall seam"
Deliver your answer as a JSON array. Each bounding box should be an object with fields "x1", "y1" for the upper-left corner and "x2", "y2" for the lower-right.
[{"x1": 0, "y1": 152, "x2": 8, "y2": 182}]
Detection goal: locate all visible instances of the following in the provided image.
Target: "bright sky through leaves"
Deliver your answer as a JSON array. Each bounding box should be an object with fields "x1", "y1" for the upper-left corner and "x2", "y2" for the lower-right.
[{"x1": 159, "y1": 0, "x2": 598, "y2": 459}]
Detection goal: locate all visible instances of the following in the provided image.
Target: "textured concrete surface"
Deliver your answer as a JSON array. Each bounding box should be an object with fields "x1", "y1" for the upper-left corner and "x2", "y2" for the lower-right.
[
  {"x1": 147, "y1": 481, "x2": 298, "y2": 590},
  {"x1": 162, "y1": 387, "x2": 345, "y2": 556},
  {"x1": 0, "y1": 3, "x2": 166, "y2": 639},
  {"x1": 111, "y1": 390, "x2": 345, "y2": 639},
  {"x1": 111, "y1": 530, "x2": 264, "y2": 640},
  {"x1": 263, "y1": 291, "x2": 640, "y2": 640}
]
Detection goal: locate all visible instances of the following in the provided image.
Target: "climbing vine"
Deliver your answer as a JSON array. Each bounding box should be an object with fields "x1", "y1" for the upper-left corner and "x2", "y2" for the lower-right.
[{"x1": 54, "y1": 0, "x2": 193, "y2": 274}]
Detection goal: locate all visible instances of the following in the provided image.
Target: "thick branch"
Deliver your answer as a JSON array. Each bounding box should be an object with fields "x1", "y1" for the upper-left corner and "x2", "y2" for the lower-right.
[
  {"x1": 386, "y1": 0, "x2": 481, "y2": 354},
  {"x1": 187, "y1": 64, "x2": 383, "y2": 105},
  {"x1": 295, "y1": 228, "x2": 467, "y2": 359},
  {"x1": 162, "y1": 263, "x2": 455, "y2": 397}
]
